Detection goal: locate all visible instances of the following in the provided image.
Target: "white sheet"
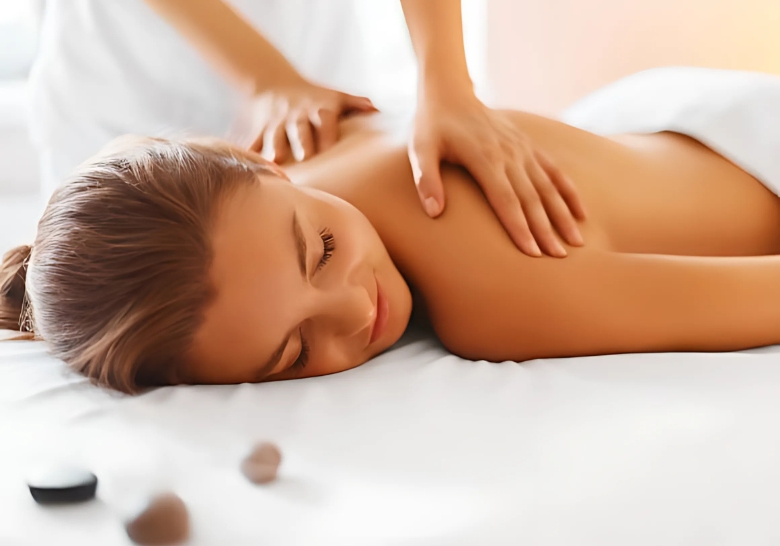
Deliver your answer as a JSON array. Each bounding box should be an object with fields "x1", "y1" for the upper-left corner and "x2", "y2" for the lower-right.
[
  {"x1": 4, "y1": 333, "x2": 780, "y2": 545},
  {"x1": 4, "y1": 68, "x2": 780, "y2": 545}
]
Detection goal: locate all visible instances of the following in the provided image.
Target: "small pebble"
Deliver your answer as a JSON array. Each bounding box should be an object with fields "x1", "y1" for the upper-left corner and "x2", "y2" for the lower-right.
[
  {"x1": 241, "y1": 442, "x2": 282, "y2": 484},
  {"x1": 26, "y1": 465, "x2": 98, "y2": 504},
  {"x1": 124, "y1": 492, "x2": 189, "y2": 545}
]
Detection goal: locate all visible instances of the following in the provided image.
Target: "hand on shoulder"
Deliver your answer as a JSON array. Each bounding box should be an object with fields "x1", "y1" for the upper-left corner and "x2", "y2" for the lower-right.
[{"x1": 408, "y1": 83, "x2": 587, "y2": 258}]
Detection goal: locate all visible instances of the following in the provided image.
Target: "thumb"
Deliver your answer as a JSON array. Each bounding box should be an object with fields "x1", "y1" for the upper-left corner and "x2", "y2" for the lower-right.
[
  {"x1": 341, "y1": 93, "x2": 379, "y2": 114},
  {"x1": 408, "y1": 142, "x2": 445, "y2": 218}
]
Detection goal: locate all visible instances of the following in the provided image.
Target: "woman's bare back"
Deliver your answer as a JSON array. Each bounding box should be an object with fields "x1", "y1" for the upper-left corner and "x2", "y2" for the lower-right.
[
  {"x1": 286, "y1": 112, "x2": 780, "y2": 361},
  {"x1": 514, "y1": 112, "x2": 780, "y2": 257}
]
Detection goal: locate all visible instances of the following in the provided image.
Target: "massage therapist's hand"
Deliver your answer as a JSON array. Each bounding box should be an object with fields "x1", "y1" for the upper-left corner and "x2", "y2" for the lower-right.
[
  {"x1": 141, "y1": 0, "x2": 377, "y2": 163},
  {"x1": 409, "y1": 87, "x2": 587, "y2": 258},
  {"x1": 248, "y1": 77, "x2": 378, "y2": 163}
]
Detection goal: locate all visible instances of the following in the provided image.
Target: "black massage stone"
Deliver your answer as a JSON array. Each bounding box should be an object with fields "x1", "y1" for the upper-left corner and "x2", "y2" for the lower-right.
[{"x1": 26, "y1": 465, "x2": 98, "y2": 504}]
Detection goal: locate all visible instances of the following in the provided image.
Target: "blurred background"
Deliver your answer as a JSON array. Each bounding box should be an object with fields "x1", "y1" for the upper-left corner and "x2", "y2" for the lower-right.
[
  {"x1": 1, "y1": 0, "x2": 779, "y2": 251},
  {"x1": 487, "y1": 0, "x2": 780, "y2": 113}
]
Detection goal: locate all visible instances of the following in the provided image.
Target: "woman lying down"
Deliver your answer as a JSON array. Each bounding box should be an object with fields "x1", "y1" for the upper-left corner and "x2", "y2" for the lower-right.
[{"x1": 3, "y1": 67, "x2": 780, "y2": 394}]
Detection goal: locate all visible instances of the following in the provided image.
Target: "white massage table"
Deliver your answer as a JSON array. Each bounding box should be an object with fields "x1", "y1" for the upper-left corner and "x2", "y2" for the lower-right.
[{"x1": 3, "y1": 68, "x2": 780, "y2": 545}]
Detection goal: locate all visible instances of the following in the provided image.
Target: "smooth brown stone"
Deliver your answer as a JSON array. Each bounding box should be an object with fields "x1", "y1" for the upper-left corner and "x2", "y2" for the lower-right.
[
  {"x1": 125, "y1": 492, "x2": 189, "y2": 545},
  {"x1": 241, "y1": 460, "x2": 278, "y2": 484},
  {"x1": 241, "y1": 442, "x2": 282, "y2": 484}
]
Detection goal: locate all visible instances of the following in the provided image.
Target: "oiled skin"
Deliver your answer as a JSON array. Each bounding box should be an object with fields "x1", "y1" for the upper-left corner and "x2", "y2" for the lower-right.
[{"x1": 285, "y1": 111, "x2": 780, "y2": 361}]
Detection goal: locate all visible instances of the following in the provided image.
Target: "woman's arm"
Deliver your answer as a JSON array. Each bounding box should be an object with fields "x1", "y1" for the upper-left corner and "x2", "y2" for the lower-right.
[
  {"x1": 438, "y1": 246, "x2": 780, "y2": 361},
  {"x1": 399, "y1": 0, "x2": 471, "y2": 92},
  {"x1": 399, "y1": 0, "x2": 586, "y2": 257},
  {"x1": 143, "y1": 0, "x2": 299, "y2": 94},
  {"x1": 418, "y1": 168, "x2": 780, "y2": 361},
  {"x1": 142, "y1": 0, "x2": 375, "y2": 162}
]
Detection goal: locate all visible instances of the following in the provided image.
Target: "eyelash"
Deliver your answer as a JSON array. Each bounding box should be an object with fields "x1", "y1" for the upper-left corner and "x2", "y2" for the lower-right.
[{"x1": 316, "y1": 228, "x2": 336, "y2": 272}]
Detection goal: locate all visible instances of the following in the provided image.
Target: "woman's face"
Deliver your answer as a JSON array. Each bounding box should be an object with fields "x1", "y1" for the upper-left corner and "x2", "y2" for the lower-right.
[{"x1": 186, "y1": 174, "x2": 413, "y2": 385}]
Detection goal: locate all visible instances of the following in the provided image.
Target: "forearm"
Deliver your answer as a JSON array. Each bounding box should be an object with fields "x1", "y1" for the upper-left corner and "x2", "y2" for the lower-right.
[
  {"x1": 399, "y1": 0, "x2": 473, "y2": 95},
  {"x1": 441, "y1": 247, "x2": 780, "y2": 361},
  {"x1": 569, "y1": 251, "x2": 780, "y2": 354},
  {"x1": 143, "y1": 0, "x2": 302, "y2": 94}
]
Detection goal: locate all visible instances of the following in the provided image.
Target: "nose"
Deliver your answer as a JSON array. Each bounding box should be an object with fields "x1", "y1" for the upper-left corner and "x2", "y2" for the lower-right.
[{"x1": 315, "y1": 277, "x2": 375, "y2": 339}]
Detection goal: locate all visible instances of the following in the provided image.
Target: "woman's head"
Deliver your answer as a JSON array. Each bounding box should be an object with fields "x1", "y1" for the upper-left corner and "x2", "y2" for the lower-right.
[
  {"x1": 185, "y1": 164, "x2": 412, "y2": 385},
  {"x1": 0, "y1": 136, "x2": 411, "y2": 393}
]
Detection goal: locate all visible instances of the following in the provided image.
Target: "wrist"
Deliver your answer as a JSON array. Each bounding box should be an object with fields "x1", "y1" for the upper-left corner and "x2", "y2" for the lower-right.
[
  {"x1": 418, "y1": 71, "x2": 476, "y2": 104},
  {"x1": 249, "y1": 64, "x2": 307, "y2": 96},
  {"x1": 418, "y1": 61, "x2": 474, "y2": 97}
]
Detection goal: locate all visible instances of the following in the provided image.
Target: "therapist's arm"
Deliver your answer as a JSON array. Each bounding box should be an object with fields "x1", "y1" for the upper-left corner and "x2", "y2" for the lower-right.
[
  {"x1": 400, "y1": 0, "x2": 586, "y2": 257},
  {"x1": 143, "y1": 0, "x2": 376, "y2": 162}
]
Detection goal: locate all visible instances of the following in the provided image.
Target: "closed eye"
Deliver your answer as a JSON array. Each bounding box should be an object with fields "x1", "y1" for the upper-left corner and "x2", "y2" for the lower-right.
[
  {"x1": 289, "y1": 229, "x2": 335, "y2": 371},
  {"x1": 284, "y1": 228, "x2": 335, "y2": 376},
  {"x1": 316, "y1": 228, "x2": 336, "y2": 272}
]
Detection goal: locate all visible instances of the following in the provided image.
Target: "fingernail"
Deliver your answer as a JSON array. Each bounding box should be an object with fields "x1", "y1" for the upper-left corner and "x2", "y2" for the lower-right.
[
  {"x1": 424, "y1": 197, "x2": 441, "y2": 217},
  {"x1": 530, "y1": 242, "x2": 543, "y2": 257},
  {"x1": 571, "y1": 229, "x2": 584, "y2": 246},
  {"x1": 556, "y1": 244, "x2": 568, "y2": 257}
]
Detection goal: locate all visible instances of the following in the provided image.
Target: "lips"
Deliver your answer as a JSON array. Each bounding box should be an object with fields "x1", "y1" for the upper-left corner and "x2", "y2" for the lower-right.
[{"x1": 370, "y1": 276, "x2": 389, "y2": 345}]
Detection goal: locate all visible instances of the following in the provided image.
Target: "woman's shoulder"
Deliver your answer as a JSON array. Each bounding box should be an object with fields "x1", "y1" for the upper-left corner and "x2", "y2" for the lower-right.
[{"x1": 287, "y1": 111, "x2": 413, "y2": 197}]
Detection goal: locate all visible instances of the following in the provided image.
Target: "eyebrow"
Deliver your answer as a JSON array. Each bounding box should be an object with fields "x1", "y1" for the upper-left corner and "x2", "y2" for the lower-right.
[{"x1": 254, "y1": 211, "x2": 306, "y2": 381}]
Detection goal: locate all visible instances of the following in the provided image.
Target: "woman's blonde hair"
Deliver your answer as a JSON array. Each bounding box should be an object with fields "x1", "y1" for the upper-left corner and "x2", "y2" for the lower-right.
[{"x1": 0, "y1": 136, "x2": 280, "y2": 393}]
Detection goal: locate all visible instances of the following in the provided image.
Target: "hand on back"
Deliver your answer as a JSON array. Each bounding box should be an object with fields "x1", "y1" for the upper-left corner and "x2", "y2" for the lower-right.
[
  {"x1": 408, "y1": 86, "x2": 587, "y2": 258},
  {"x1": 246, "y1": 78, "x2": 377, "y2": 163}
]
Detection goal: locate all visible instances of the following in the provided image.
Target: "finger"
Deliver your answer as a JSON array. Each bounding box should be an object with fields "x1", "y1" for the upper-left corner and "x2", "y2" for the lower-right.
[
  {"x1": 259, "y1": 124, "x2": 276, "y2": 161},
  {"x1": 502, "y1": 160, "x2": 563, "y2": 257},
  {"x1": 311, "y1": 108, "x2": 339, "y2": 153},
  {"x1": 454, "y1": 141, "x2": 540, "y2": 256},
  {"x1": 536, "y1": 150, "x2": 587, "y2": 221},
  {"x1": 262, "y1": 119, "x2": 290, "y2": 164},
  {"x1": 526, "y1": 155, "x2": 584, "y2": 248},
  {"x1": 287, "y1": 111, "x2": 315, "y2": 162},
  {"x1": 341, "y1": 93, "x2": 379, "y2": 114},
  {"x1": 248, "y1": 126, "x2": 266, "y2": 153},
  {"x1": 408, "y1": 141, "x2": 445, "y2": 218}
]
